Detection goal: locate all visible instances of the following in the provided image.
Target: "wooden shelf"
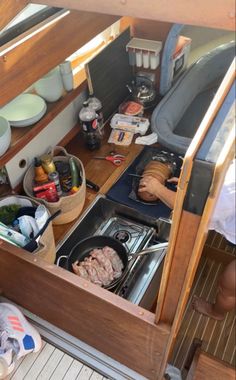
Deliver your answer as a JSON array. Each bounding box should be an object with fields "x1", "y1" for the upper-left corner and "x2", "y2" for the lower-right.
[{"x1": 0, "y1": 79, "x2": 87, "y2": 168}]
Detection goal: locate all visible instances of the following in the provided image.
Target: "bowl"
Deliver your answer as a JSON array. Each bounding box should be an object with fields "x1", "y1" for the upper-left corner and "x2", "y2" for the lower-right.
[
  {"x1": 34, "y1": 67, "x2": 64, "y2": 102},
  {"x1": 0, "y1": 116, "x2": 11, "y2": 156}
]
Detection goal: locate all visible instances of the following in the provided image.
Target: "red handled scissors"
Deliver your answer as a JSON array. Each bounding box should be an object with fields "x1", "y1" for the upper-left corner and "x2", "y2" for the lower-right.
[{"x1": 93, "y1": 153, "x2": 126, "y2": 166}]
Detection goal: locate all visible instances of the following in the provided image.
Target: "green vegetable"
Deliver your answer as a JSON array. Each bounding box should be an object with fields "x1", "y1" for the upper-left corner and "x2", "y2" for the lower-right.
[
  {"x1": 0, "y1": 204, "x2": 21, "y2": 225},
  {"x1": 69, "y1": 158, "x2": 81, "y2": 187}
]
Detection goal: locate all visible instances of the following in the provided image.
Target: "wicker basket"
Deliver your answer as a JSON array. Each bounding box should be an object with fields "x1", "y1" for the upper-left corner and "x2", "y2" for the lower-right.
[
  {"x1": 23, "y1": 146, "x2": 86, "y2": 225},
  {"x1": 0, "y1": 195, "x2": 56, "y2": 263}
]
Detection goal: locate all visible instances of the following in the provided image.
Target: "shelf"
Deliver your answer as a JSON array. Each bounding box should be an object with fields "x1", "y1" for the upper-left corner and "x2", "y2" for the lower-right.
[{"x1": 0, "y1": 76, "x2": 87, "y2": 168}]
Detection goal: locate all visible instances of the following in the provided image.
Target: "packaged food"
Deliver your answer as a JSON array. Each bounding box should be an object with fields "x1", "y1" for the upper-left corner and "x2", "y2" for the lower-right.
[
  {"x1": 33, "y1": 182, "x2": 59, "y2": 202},
  {"x1": 110, "y1": 113, "x2": 149, "y2": 135},
  {"x1": 119, "y1": 101, "x2": 144, "y2": 116},
  {"x1": 108, "y1": 129, "x2": 134, "y2": 146}
]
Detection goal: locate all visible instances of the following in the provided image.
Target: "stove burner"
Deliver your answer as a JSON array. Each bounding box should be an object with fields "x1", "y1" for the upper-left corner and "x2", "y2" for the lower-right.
[
  {"x1": 96, "y1": 216, "x2": 155, "y2": 254},
  {"x1": 114, "y1": 230, "x2": 130, "y2": 243}
]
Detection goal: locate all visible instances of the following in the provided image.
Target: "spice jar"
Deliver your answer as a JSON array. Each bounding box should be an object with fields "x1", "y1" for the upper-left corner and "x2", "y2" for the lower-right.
[{"x1": 40, "y1": 154, "x2": 56, "y2": 174}]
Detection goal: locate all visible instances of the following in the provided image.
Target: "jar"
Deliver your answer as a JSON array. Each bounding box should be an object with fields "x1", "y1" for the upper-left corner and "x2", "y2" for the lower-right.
[
  {"x1": 54, "y1": 161, "x2": 72, "y2": 192},
  {"x1": 40, "y1": 154, "x2": 56, "y2": 174}
]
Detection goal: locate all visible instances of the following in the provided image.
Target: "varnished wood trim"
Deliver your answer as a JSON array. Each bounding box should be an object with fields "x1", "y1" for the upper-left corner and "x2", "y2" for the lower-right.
[
  {"x1": 159, "y1": 211, "x2": 202, "y2": 325},
  {"x1": 155, "y1": 57, "x2": 236, "y2": 325},
  {"x1": 32, "y1": 0, "x2": 235, "y2": 30},
  {"x1": 0, "y1": 10, "x2": 119, "y2": 106},
  {"x1": 0, "y1": 0, "x2": 29, "y2": 31},
  {"x1": 0, "y1": 241, "x2": 170, "y2": 380},
  {"x1": 186, "y1": 349, "x2": 236, "y2": 380}
]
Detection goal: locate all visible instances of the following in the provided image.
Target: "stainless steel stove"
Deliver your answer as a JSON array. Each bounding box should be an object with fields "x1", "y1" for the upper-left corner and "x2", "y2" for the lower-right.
[
  {"x1": 95, "y1": 216, "x2": 154, "y2": 254},
  {"x1": 56, "y1": 195, "x2": 171, "y2": 310}
]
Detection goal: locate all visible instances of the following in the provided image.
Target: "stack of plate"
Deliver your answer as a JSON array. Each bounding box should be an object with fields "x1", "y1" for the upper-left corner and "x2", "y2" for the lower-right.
[{"x1": 0, "y1": 93, "x2": 47, "y2": 127}]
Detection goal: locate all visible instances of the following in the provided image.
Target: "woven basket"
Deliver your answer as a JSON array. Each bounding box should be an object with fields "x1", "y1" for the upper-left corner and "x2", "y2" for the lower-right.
[
  {"x1": 23, "y1": 146, "x2": 86, "y2": 225},
  {"x1": 0, "y1": 195, "x2": 56, "y2": 263}
]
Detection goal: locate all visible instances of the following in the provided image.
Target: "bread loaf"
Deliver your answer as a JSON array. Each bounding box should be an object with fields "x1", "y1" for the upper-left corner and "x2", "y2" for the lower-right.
[{"x1": 137, "y1": 160, "x2": 172, "y2": 202}]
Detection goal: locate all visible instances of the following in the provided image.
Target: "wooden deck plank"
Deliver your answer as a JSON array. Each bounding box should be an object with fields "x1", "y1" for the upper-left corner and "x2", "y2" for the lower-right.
[
  {"x1": 77, "y1": 365, "x2": 94, "y2": 379},
  {"x1": 90, "y1": 372, "x2": 104, "y2": 380},
  {"x1": 36, "y1": 348, "x2": 64, "y2": 379},
  {"x1": 170, "y1": 255, "x2": 236, "y2": 378},
  {"x1": 7, "y1": 339, "x2": 104, "y2": 380},
  {"x1": 63, "y1": 360, "x2": 84, "y2": 380},
  {"x1": 10, "y1": 342, "x2": 53, "y2": 380},
  {"x1": 49, "y1": 353, "x2": 73, "y2": 379}
]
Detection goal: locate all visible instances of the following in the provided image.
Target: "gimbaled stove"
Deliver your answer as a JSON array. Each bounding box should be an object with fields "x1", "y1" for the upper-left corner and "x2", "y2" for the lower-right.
[{"x1": 56, "y1": 195, "x2": 171, "y2": 309}]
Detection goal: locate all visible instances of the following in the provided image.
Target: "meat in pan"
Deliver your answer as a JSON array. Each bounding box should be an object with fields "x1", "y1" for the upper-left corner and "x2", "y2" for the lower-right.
[{"x1": 72, "y1": 246, "x2": 124, "y2": 286}]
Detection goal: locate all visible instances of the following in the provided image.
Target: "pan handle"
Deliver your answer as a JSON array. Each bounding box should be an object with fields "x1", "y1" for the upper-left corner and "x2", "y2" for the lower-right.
[
  {"x1": 57, "y1": 255, "x2": 68, "y2": 266},
  {"x1": 128, "y1": 242, "x2": 168, "y2": 262}
]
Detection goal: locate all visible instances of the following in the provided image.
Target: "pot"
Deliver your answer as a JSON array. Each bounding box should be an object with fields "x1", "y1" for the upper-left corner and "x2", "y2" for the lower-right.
[
  {"x1": 126, "y1": 76, "x2": 156, "y2": 108},
  {"x1": 57, "y1": 235, "x2": 168, "y2": 289}
]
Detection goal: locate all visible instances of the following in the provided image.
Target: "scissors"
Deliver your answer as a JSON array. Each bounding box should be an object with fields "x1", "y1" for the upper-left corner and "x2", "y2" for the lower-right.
[{"x1": 93, "y1": 153, "x2": 126, "y2": 166}]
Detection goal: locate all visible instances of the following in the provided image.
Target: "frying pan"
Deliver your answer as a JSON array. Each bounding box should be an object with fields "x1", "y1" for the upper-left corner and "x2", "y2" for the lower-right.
[{"x1": 57, "y1": 235, "x2": 168, "y2": 289}]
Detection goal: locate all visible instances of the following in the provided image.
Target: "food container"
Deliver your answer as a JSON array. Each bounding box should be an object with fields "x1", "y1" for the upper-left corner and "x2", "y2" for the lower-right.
[
  {"x1": 23, "y1": 146, "x2": 86, "y2": 225},
  {"x1": 0, "y1": 195, "x2": 56, "y2": 263}
]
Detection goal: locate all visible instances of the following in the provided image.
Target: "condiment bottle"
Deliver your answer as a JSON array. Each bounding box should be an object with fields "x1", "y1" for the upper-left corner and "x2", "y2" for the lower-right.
[
  {"x1": 40, "y1": 154, "x2": 56, "y2": 174},
  {"x1": 34, "y1": 158, "x2": 48, "y2": 184},
  {"x1": 79, "y1": 101, "x2": 101, "y2": 151},
  {"x1": 55, "y1": 161, "x2": 72, "y2": 192}
]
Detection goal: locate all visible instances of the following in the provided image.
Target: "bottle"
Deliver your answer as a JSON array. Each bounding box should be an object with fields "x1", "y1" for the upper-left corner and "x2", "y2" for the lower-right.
[
  {"x1": 48, "y1": 171, "x2": 63, "y2": 197},
  {"x1": 55, "y1": 161, "x2": 72, "y2": 192},
  {"x1": 87, "y1": 94, "x2": 104, "y2": 137},
  {"x1": 34, "y1": 158, "x2": 48, "y2": 184},
  {"x1": 79, "y1": 101, "x2": 101, "y2": 151},
  {"x1": 40, "y1": 154, "x2": 56, "y2": 174},
  {"x1": 59, "y1": 61, "x2": 73, "y2": 92}
]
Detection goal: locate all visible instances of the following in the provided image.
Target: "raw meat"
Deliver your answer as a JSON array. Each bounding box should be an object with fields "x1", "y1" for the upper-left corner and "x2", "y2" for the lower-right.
[{"x1": 72, "y1": 245, "x2": 124, "y2": 287}]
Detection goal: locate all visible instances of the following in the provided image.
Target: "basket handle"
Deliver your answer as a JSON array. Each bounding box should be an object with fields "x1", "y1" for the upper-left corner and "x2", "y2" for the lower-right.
[{"x1": 49, "y1": 146, "x2": 69, "y2": 158}]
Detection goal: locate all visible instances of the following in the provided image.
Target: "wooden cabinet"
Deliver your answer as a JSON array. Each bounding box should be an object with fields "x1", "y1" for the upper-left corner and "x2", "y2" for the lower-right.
[{"x1": 0, "y1": 2, "x2": 235, "y2": 379}]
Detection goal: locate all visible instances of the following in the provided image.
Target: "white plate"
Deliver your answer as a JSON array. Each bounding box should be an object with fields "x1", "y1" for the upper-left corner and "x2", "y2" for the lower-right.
[{"x1": 0, "y1": 93, "x2": 47, "y2": 127}]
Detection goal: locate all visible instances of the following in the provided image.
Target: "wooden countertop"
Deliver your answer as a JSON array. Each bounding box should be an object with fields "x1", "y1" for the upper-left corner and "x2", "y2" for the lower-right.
[{"x1": 53, "y1": 126, "x2": 144, "y2": 244}]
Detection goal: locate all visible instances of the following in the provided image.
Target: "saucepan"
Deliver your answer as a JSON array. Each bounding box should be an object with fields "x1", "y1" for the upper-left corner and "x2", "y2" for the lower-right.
[{"x1": 57, "y1": 235, "x2": 168, "y2": 290}]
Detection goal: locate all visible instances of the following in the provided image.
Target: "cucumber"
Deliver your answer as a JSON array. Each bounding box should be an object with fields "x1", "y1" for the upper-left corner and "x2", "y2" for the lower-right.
[{"x1": 69, "y1": 157, "x2": 80, "y2": 188}]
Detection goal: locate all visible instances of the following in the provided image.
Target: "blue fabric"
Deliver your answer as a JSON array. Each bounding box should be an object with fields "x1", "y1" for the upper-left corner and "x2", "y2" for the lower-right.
[
  {"x1": 160, "y1": 24, "x2": 184, "y2": 96},
  {"x1": 107, "y1": 146, "x2": 181, "y2": 219},
  {"x1": 23, "y1": 334, "x2": 35, "y2": 350}
]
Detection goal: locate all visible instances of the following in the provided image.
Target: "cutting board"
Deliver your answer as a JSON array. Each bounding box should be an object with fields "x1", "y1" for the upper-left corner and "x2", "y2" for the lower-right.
[{"x1": 85, "y1": 28, "x2": 133, "y2": 122}]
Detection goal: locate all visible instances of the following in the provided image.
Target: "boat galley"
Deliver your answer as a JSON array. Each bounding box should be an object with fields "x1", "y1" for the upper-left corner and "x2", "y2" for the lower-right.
[{"x1": 0, "y1": 1, "x2": 235, "y2": 379}]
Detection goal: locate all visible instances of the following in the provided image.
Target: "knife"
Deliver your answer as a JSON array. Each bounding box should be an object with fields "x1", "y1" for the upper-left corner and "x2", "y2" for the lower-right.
[
  {"x1": 127, "y1": 173, "x2": 143, "y2": 178},
  {"x1": 86, "y1": 179, "x2": 100, "y2": 192}
]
